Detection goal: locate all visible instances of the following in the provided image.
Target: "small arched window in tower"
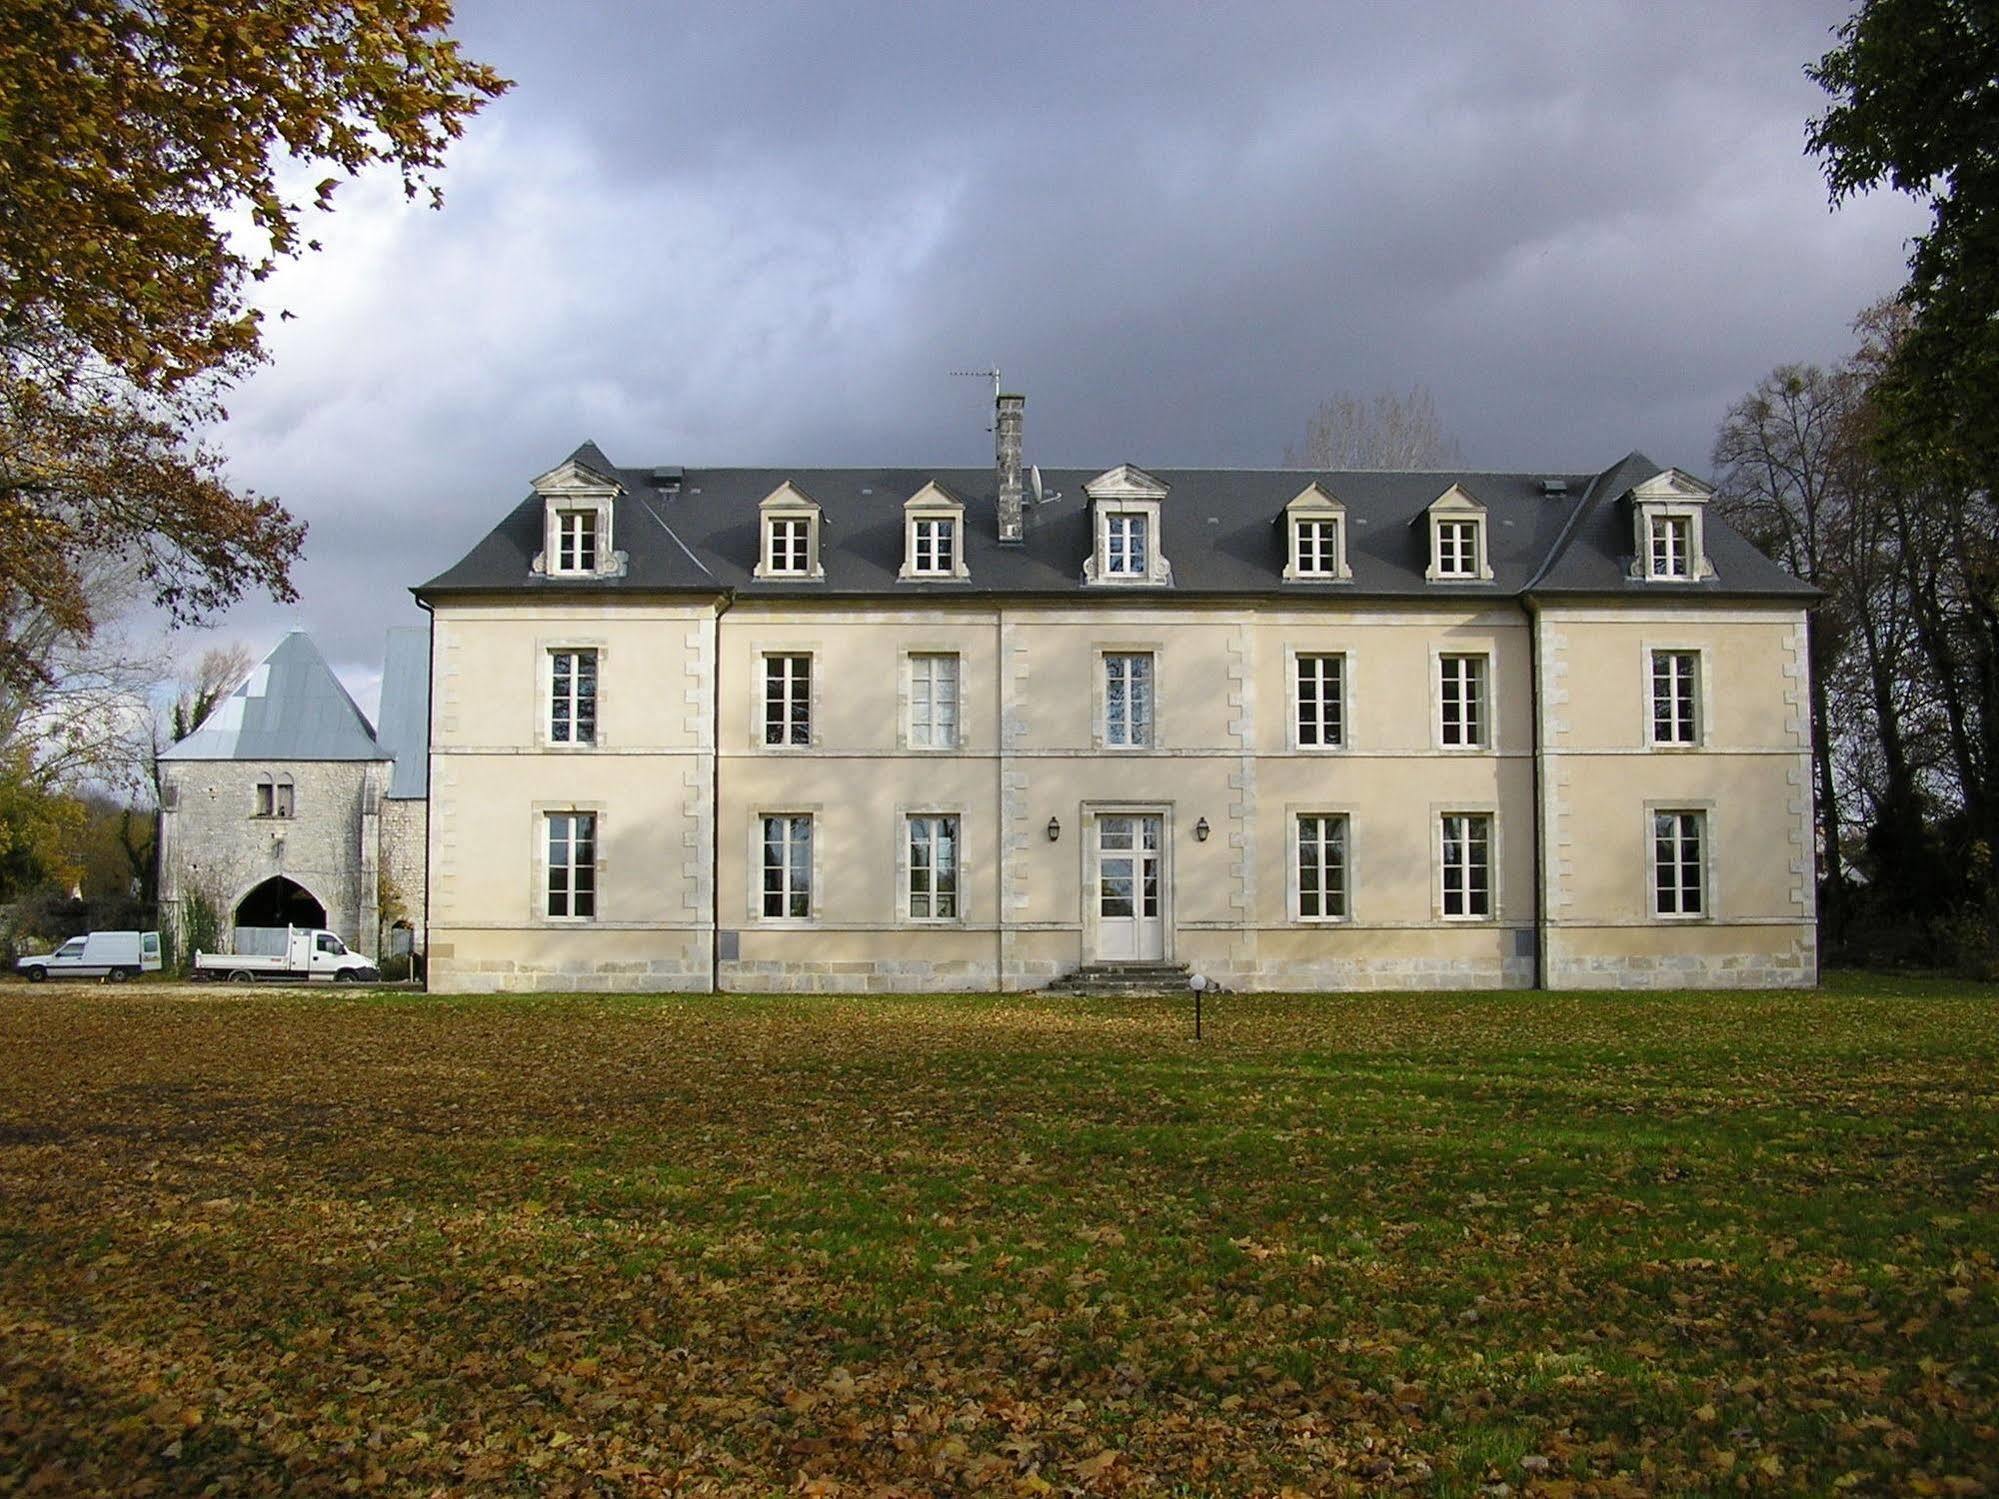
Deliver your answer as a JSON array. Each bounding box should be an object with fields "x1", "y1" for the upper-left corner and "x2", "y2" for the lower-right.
[
  {"x1": 255, "y1": 775, "x2": 274, "y2": 818},
  {"x1": 273, "y1": 774, "x2": 295, "y2": 819}
]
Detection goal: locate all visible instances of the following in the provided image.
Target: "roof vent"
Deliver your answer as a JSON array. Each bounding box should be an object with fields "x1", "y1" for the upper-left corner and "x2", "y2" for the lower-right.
[
  {"x1": 650, "y1": 466, "x2": 684, "y2": 490},
  {"x1": 1539, "y1": 478, "x2": 1569, "y2": 497}
]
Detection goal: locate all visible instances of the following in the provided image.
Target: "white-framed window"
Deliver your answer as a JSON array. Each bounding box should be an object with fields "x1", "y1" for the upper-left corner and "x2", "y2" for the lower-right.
[
  {"x1": 1650, "y1": 515, "x2": 1692, "y2": 578},
  {"x1": 1104, "y1": 652, "x2": 1154, "y2": 748},
  {"x1": 1296, "y1": 814, "x2": 1349, "y2": 920},
  {"x1": 1653, "y1": 810, "x2": 1705, "y2": 916},
  {"x1": 763, "y1": 653, "x2": 811, "y2": 746},
  {"x1": 549, "y1": 648, "x2": 598, "y2": 745},
  {"x1": 1439, "y1": 653, "x2": 1488, "y2": 748},
  {"x1": 766, "y1": 517, "x2": 811, "y2": 576},
  {"x1": 909, "y1": 653, "x2": 960, "y2": 749},
  {"x1": 1650, "y1": 650, "x2": 1699, "y2": 746},
  {"x1": 761, "y1": 814, "x2": 813, "y2": 919},
  {"x1": 1295, "y1": 653, "x2": 1344, "y2": 748},
  {"x1": 911, "y1": 517, "x2": 956, "y2": 576},
  {"x1": 255, "y1": 775, "x2": 295, "y2": 818},
  {"x1": 1435, "y1": 519, "x2": 1479, "y2": 578},
  {"x1": 906, "y1": 814, "x2": 960, "y2": 921},
  {"x1": 553, "y1": 510, "x2": 598, "y2": 574},
  {"x1": 1294, "y1": 518, "x2": 1341, "y2": 577},
  {"x1": 1440, "y1": 813, "x2": 1492, "y2": 919},
  {"x1": 545, "y1": 811, "x2": 596, "y2": 919},
  {"x1": 1105, "y1": 513, "x2": 1149, "y2": 577}
]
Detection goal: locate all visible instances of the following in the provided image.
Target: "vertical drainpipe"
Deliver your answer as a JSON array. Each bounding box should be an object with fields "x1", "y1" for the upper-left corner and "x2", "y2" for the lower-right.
[
  {"x1": 711, "y1": 590, "x2": 733, "y2": 994},
  {"x1": 1525, "y1": 595, "x2": 1547, "y2": 990}
]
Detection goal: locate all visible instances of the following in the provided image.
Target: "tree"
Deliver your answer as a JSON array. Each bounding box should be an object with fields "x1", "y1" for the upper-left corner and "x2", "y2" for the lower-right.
[
  {"x1": 1284, "y1": 385, "x2": 1466, "y2": 469},
  {"x1": 0, "y1": 2, "x2": 508, "y2": 691}
]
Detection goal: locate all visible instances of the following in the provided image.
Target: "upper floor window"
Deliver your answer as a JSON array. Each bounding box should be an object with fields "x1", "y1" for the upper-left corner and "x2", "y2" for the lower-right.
[
  {"x1": 1104, "y1": 653, "x2": 1154, "y2": 748},
  {"x1": 763, "y1": 654, "x2": 811, "y2": 746},
  {"x1": 907, "y1": 814, "x2": 960, "y2": 921},
  {"x1": 911, "y1": 518, "x2": 956, "y2": 575},
  {"x1": 761, "y1": 814, "x2": 813, "y2": 919},
  {"x1": 255, "y1": 775, "x2": 295, "y2": 819},
  {"x1": 546, "y1": 811, "x2": 596, "y2": 920},
  {"x1": 1650, "y1": 515, "x2": 1692, "y2": 578},
  {"x1": 1440, "y1": 812, "x2": 1492, "y2": 919},
  {"x1": 1439, "y1": 653, "x2": 1489, "y2": 748},
  {"x1": 554, "y1": 510, "x2": 598, "y2": 574},
  {"x1": 754, "y1": 482, "x2": 825, "y2": 580},
  {"x1": 550, "y1": 649, "x2": 598, "y2": 745},
  {"x1": 1422, "y1": 484, "x2": 1492, "y2": 582},
  {"x1": 1628, "y1": 469, "x2": 1714, "y2": 582},
  {"x1": 1295, "y1": 653, "x2": 1345, "y2": 748},
  {"x1": 1653, "y1": 810, "x2": 1705, "y2": 916},
  {"x1": 1650, "y1": 650, "x2": 1699, "y2": 746},
  {"x1": 1106, "y1": 513, "x2": 1148, "y2": 577},
  {"x1": 1435, "y1": 519, "x2": 1479, "y2": 577},
  {"x1": 899, "y1": 482, "x2": 970, "y2": 582},
  {"x1": 1295, "y1": 520, "x2": 1339, "y2": 576},
  {"x1": 1282, "y1": 482, "x2": 1350, "y2": 582},
  {"x1": 1296, "y1": 814, "x2": 1349, "y2": 921},
  {"x1": 909, "y1": 653, "x2": 959, "y2": 749}
]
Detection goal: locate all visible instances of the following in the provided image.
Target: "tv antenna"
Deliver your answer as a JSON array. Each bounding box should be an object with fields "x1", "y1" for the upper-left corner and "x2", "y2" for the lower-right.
[{"x1": 950, "y1": 366, "x2": 1002, "y2": 429}]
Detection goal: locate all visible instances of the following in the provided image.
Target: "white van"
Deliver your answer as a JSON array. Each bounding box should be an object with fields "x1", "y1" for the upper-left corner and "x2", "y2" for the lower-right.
[{"x1": 17, "y1": 930, "x2": 163, "y2": 982}]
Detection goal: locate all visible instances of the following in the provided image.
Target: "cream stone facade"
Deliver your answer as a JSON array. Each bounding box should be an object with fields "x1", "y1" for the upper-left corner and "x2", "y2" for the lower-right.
[{"x1": 416, "y1": 421, "x2": 1819, "y2": 995}]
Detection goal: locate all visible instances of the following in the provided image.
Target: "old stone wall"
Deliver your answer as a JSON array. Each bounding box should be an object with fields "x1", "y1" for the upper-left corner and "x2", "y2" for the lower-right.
[{"x1": 379, "y1": 797, "x2": 428, "y2": 953}]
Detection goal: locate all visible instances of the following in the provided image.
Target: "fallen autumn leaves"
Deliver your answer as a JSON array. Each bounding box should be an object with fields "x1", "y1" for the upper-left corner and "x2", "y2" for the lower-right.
[{"x1": 0, "y1": 976, "x2": 1993, "y2": 1494}]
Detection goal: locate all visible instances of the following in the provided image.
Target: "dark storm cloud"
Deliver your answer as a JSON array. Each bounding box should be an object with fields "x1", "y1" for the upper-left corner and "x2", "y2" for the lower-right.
[{"x1": 188, "y1": 0, "x2": 1923, "y2": 701}]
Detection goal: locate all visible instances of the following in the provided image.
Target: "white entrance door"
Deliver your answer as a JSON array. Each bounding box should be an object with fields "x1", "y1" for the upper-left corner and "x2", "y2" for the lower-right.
[{"x1": 1095, "y1": 815, "x2": 1164, "y2": 960}]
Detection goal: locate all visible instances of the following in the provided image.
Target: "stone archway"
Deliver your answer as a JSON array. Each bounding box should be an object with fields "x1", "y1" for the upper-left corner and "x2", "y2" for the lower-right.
[{"x1": 234, "y1": 876, "x2": 327, "y2": 931}]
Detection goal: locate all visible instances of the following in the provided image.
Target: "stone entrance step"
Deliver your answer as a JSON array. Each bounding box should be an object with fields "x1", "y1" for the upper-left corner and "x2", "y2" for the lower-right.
[{"x1": 1042, "y1": 961, "x2": 1194, "y2": 997}]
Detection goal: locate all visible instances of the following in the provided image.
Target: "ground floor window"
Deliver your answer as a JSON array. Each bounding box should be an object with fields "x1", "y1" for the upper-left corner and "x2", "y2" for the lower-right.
[
  {"x1": 906, "y1": 814, "x2": 959, "y2": 920},
  {"x1": 1440, "y1": 813, "x2": 1491, "y2": 918},
  {"x1": 762, "y1": 814, "x2": 813, "y2": 919},
  {"x1": 1654, "y1": 810, "x2": 1705, "y2": 916},
  {"x1": 546, "y1": 812, "x2": 596, "y2": 919},
  {"x1": 1296, "y1": 814, "x2": 1348, "y2": 919}
]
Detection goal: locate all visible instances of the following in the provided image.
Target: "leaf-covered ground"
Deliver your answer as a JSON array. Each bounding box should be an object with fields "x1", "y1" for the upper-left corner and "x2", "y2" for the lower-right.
[{"x1": 0, "y1": 975, "x2": 1994, "y2": 1496}]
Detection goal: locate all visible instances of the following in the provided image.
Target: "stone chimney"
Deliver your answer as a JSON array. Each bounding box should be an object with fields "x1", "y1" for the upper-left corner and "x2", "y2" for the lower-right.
[{"x1": 995, "y1": 392, "x2": 1025, "y2": 544}]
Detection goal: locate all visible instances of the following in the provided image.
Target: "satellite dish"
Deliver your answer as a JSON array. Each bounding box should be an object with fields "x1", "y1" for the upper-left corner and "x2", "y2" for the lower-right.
[{"x1": 1030, "y1": 465, "x2": 1043, "y2": 505}]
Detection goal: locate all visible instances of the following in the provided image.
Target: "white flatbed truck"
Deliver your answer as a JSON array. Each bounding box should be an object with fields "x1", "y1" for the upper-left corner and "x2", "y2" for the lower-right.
[{"x1": 193, "y1": 927, "x2": 380, "y2": 984}]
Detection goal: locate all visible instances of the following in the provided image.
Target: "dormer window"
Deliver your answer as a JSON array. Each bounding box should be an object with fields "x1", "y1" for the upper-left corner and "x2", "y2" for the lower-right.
[
  {"x1": 1281, "y1": 483, "x2": 1351, "y2": 581},
  {"x1": 1082, "y1": 465, "x2": 1172, "y2": 586},
  {"x1": 898, "y1": 482, "x2": 970, "y2": 581},
  {"x1": 1422, "y1": 484, "x2": 1492, "y2": 583},
  {"x1": 754, "y1": 482, "x2": 825, "y2": 581},
  {"x1": 555, "y1": 510, "x2": 597, "y2": 573},
  {"x1": 1628, "y1": 469, "x2": 1714, "y2": 583},
  {"x1": 531, "y1": 448, "x2": 625, "y2": 580}
]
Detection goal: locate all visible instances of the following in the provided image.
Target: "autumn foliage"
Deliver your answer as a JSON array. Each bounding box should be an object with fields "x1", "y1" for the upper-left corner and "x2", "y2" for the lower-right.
[{"x1": 1, "y1": 982, "x2": 1994, "y2": 1494}]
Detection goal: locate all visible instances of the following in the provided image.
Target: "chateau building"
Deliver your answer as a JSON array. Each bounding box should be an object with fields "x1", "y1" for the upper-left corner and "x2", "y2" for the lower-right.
[
  {"x1": 158, "y1": 628, "x2": 430, "y2": 958},
  {"x1": 414, "y1": 395, "x2": 1817, "y2": 994}
]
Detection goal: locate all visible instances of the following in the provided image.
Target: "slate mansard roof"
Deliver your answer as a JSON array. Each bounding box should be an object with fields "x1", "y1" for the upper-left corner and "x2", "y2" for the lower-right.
[{"x1": 417, "y1": 445, "x2": 1814, "y2": 603}]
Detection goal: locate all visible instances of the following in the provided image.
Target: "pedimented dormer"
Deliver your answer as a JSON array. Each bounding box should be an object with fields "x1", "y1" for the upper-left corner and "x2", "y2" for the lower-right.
[
  {"x1": 1281, "y1": 483, "x2": 1351, "y2": 582},
  {"x1": 1627, "y1": 469, "x2": 1715, "y2": 581},
  {"x1": 531, "y1": 450, "x2": 628, "y2": 580},
  {"x1": 1421, "y1": 483, "x2": 1492, "y2": 582},
  {"x1": 898, "y1": 481, "x2": 969, "y2": 581},
  {"x1": 1082, "y1": 464, "x2": 1172, "y2": 586},
  {"x1": 754, "y1": 481, "x2": 825, "y2": 580}
]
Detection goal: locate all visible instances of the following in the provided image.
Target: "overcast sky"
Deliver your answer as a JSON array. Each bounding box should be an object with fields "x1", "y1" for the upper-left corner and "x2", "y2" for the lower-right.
[{"x1": 190, "y1": 0, "x2": 1925, "y2": 714}]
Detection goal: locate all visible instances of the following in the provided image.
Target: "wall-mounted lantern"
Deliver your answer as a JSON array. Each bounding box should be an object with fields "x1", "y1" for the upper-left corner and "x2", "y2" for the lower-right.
[
  {"x1": 1194, "y1": 817, "x2": 1211, "y2": 842},
  {"x1": 1046, "y1": 816, "x2": 1061, "y2": 843}
]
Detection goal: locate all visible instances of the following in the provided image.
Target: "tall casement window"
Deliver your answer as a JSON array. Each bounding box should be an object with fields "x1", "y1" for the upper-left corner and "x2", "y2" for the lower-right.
[
  {"x1": 1439, "y1": 653, "x2": 1488, "y2": 748},
  {"x1": 763, "y1": 653, "x2": 811, "y2": 746},
  {"x1": 766, "y1": 517, "x2": 811, "y2": 576},
  {"x1": 761, "y1": 814, "x2": 812, "y2": 919},
  {"x1": 1293, "y1": 518, "x2": 1341, "y2": 578},
  {"x1": 1440, "y1": 813, "x2": 1492, "y2": 918},
  {"x1": 546, "y1": 812, "x2": 596, "y2": 919},
  {"x1": 1104, "y1": 652, "x2": 1155, "y2": 748},
  {"x1": 1651, "y1": 650, "x2": 1699, "y2": 745},
  {"x1": 1654, "y1": 811, "x2": 1705, "y2": 916},
  {"x1": 911, "y1": 517, "x2": 956, "y2": 576},
  {"x1": 906, "y1": 814, "x2": 959, "y2": 920},
  {"x1": 554, "y1": 510, "x2": 598, "y2": 574},
  {"x1": 1434, "y1": 519, "x2": 1480, "y2": 578},
  {"x1": 1650, "y1": 515, "x2": 1692, "y2": 579},
  {"x1": 1105, "y1": 513, "x2": 1149, "y2": 577},
  {"x1": 1295, "y1": 653, "x2": 1345, "y2": 748},
  {"x1": 1296, "y1": 814, "x2": 1349, "y2": 920},
  {"x1": 909, "y1": 653, "x2": 960, "y2": 749},
  {"x1": 549, "y1": 649, "x2": 598, "y2": 745}
]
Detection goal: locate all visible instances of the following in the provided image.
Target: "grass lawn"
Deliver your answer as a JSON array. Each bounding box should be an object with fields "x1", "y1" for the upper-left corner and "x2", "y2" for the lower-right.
[{"x1": 0, "y1": 976, "x2": 1995, "y2": 1495}]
